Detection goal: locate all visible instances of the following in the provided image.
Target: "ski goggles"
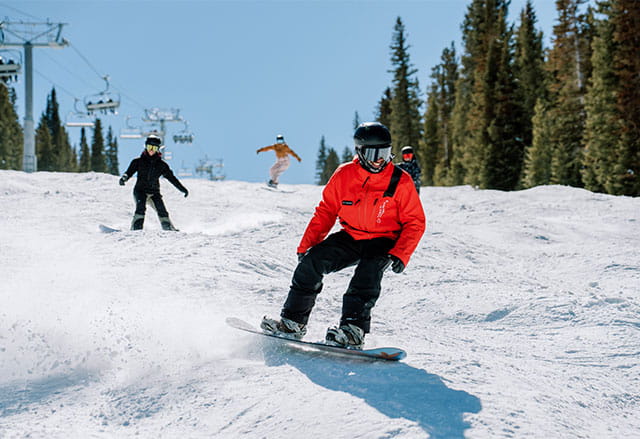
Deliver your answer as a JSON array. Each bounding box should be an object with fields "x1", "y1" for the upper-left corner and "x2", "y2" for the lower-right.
[
  {"x1": 402, "y1": 152, "x2": 414, "y2": 160},
  {"x1": 359, "y1": 145, "x2": 392, "y2": 163},
  {"x1": 146, "y1": 144, "x2": 160, "y2": 152}
]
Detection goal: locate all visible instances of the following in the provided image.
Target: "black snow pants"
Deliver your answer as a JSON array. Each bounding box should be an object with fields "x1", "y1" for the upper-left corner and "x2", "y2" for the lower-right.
[
  {"x1": 134, "y1": 187, "x2": 169, "y2": 217},
  {"x1": 281, "y1": 231, "x2": 395, "y2": 333}
]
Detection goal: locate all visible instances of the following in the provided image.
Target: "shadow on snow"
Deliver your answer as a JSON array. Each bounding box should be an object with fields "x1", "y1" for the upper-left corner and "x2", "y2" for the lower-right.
[{"x1": 262, "y1": 340, "x2": 481, "y2": 439}]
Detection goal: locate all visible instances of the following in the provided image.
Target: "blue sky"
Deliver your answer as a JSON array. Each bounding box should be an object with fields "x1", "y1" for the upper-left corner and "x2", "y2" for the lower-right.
[{"x1": 3, "y1": 0, "x2": 563, "y2": 184}]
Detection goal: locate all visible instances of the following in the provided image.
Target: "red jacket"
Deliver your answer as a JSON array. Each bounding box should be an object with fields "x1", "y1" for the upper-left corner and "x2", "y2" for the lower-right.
[{"x1": 297, "y1": 159, "x2": 426, "y2": 266}]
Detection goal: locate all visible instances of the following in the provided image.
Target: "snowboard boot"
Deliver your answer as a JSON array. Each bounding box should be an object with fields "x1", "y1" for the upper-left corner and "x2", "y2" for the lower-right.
[
  {"x1": 325, "y1": 324, "x2": 365, "y2": 349},
  {"x1": 260, "y1": 316, "x2": 307, "y2": 340},
  {"x1": 159, "y1": 217, "x2": 178, "y2": 231},
  {"x1": 267, "y1": 179, "x2": 278, "y2": 188},
  {"x1": 131, "y1": 214, "x2": 145, "y2": 230}
]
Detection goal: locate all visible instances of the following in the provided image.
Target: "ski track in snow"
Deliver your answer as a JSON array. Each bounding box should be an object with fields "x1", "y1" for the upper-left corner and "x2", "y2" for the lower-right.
[{"x1": 0, "y1": 170, "x2": 638, "y2": 438}]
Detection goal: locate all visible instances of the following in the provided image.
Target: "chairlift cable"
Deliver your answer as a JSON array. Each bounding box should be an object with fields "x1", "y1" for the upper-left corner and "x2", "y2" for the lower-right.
[
  {"x1": 0, "y1": 2, "x2": 43, "y2": 21},
  {"x1": 33, "y1": 67, "x2": 78, "y2": 100},
  {"x1": 40, "y1": 50, "x2": 97, "y2": 91},
  {"x1": 68, "y1": 42, "x2": 104, "y2": 80}
]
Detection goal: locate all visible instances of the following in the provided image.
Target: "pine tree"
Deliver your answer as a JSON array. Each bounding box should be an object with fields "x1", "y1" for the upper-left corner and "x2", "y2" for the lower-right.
[
  {"x1": 341, "y1": 146, "x2": 353, "y2": 163},
  {"x1": 458, "y1": 0, "x2": 522, "y2": 189},
  {"x1": 45, "y1": 88, "x2": 75, "y2": 171},
  {"x1": 353, "y1": 111, "x2": 361, "y2": 130},
  {"x1": 0, "y1": 84, "x2": 23, "y2": 169},
  {"x1": 388, "y1": 17, "x2": 422, "y2": 156},
  {"x1": 582, "y1": 0, "x2": 617, "y2": 193},
  {"x1": 315, "y1": 135, "x2": 328, "y2": 184},
  {"x1": 35, "y1": 114, "x2": 54, "y2": 171},
  {"x1": 90, "y1": 118, "x2": 106, "y2": 172},
  {"x1": 422, "y1": 84, "x2": 440, "y2": 186},
  {"x1": 524, "y1": 99, "x2": 554, "y2": 187},
  {"x1": 323, "y1": 148, "x2": 340, "y2": 182},
  {"x1": 105, "y1": 126, "x2": 119, "y2": 175},
  {"x1": 78, "y1": 127, "x2": 91, "y2": 172},
  {"x1": 545, "y1": 0, "x2": 589, "y2": 187},
  {"x1": 608, "y1": 0, "x2": 640, "y2": 195},
  {"x1": 514, "y1": 0, "x2": 546, "y2": 150},
  {"x1": 425, "y1": 43, "x2": 458, "y2": 186},
  {"x1": 376, "y1": 88, "x2": 392, "y2": 129}
]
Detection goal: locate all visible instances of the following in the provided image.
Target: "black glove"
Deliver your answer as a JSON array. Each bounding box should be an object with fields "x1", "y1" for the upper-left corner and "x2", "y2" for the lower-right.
[
  {"x1": 388, "y1": 254, "x2": 405, "y2": 273},
  {"x1": 119, "y1": 176, "x2": 127, "y2": 186},
  {"x1": 297, "y1": 252, "x2": 306, "y2": 263},
  {"x1": 182, "y1": 188, "x2": 189, "y2": 198}
]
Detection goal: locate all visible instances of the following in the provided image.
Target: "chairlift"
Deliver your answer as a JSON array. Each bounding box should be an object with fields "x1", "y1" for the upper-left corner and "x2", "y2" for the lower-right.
[
  {"x1": 0, "y1": 50, "x2": 22, "y2": 83},
  {"x1": 84, "y1": 75, "x2": 120, "y2": 115},
  {"x1": 65, "y1": 98, "x2": 95, "y2": 128},
  {"x1": 119, "y1": 115, "x2": 143, "y2": 139},
  {"x1": 173, "y1": 120, "x2": 194, "y2": 144}
]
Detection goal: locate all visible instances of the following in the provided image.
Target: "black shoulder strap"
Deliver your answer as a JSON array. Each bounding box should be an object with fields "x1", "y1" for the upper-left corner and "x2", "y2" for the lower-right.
[{"x1": 383, "y1": 166, "x2": 403, "y2": 197}]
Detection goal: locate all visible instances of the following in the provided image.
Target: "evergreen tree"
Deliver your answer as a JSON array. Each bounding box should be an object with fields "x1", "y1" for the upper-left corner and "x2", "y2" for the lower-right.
[
  {"x1": 45, "y1": 88, "x2": 75, "y2": 171},
  {"x1": 424, "y1": 43, "x2": 458, "y2": 186},
  {"x1": 105, "y1": 126, "x2": 119, "y2": 175},
  {"x1": 609, "y1": 0, "x2": 640, "y2": 195},
  {"x1": 449, "y1": 0, "x2": 486, "y2": 186},
  {"x1": 376, "y1": 87, "x2": 392, "y2": 129},
  {"x1": 543, "y1": 0, "x2": 589, "y2": 187},
  {"x1": 524, "y1": 99, "x2": 554, "y2": 187},
  {"x1": 0, "y1": 84, "x2": 23, "y2": 169},
  {"x1": 582, "y1": 0, "x2": 617, "y2": 193},
  {"x1": 78, "y1": 127, "x2": 91, "y2": 172},
  {"x1": 341, "y1": 146, "x2": 353, "y2": 163},
  {"x1": 315, "y1": 135, "x2": 328, "y2": 184},
  {"x1": 35, "y1": 114, "x2": 54, "y2": 171},
  {"x1": 388, "y1": 17, "x2": 422, "y2": 156},
  {"x1": 458, "y1": 0, "x2": 522, "y2": 189},
  {"x1": 323, "y1": 148, "x2": 340, "y2": 183},
  {"x1": 353, "y1": 111, "x2": 361, "y2": 130},
  {"x1": 514, "y1": 0, "x2": 546, "y2": 150},
  {"x1": 90, "y1": 118, "x2": 106, "y2": 172},
  {"x1": 422, "y1": 84, "x2": 440, "y2": 186}
]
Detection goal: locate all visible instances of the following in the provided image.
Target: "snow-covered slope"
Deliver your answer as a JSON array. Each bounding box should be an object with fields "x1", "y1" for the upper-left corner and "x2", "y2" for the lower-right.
[{"x1": 1, "y1": 170, "x2": 638, "y2": 438}]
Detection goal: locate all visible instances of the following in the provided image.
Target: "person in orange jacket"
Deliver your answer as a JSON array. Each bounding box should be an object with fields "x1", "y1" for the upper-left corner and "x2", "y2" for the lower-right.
[
  {"x1": 261, "y1": 122, "x2": 426, "y2": 349},
  {"x1": 256, "y1": 134, "x2": 302, "y2": 188}
]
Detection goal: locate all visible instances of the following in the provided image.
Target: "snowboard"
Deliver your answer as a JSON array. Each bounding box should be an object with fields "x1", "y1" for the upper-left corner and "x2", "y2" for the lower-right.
[
  {"x1": 226, "y1": 317, "x2": 406, "y2": 361},
  {"x1": 99, "y1": 224, "x2": 121, "y2": 233}
]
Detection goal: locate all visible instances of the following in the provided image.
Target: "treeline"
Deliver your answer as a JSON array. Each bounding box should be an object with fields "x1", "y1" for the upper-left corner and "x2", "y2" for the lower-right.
[
  {"x1": 316, "y1": 0, "x2": 639, "y2": 196},
  {"x1": 0, "y1": 85, "x2": 119, "y2": 175}
]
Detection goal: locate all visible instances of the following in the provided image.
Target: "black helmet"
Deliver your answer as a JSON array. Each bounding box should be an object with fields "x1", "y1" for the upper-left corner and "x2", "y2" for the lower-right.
[
  {"x1": 145, "y1": 134, "x2": 163, "y2": 147},
  {"x1": 276, "y1": 134, "x2": 285, "y2": 143},
  {"x1": 353, "y1": 122, "x2": 393, "y2": 173}
]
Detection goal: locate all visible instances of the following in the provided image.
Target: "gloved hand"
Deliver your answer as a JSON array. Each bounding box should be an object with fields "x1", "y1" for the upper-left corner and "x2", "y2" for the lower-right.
[
  {"x1": 119, "y1": 176, "x2": 127, "y2": 186},
  {"x1": 297, "y1": 252, "x2": 306, "y2": 263},
  {"x1": 388, "y1": 254, "x2": 405, "y2": 273},
  {"x1": 182, "y1": 188, "x2": 189, "y2": 198}
]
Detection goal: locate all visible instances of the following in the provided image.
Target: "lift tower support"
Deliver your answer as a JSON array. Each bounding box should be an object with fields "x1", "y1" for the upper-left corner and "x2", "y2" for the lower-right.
[{"x1": 0, "y1": 21, "x2": 68, "y2": 172}]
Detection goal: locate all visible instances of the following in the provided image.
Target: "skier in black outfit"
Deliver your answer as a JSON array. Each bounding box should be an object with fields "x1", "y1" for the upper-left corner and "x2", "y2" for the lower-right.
[
  {"x1": 397, "y1": 146, "x2": 422, "y2": 194},
  {"x1": 119, "y1": 134, "x2": 189, "y2": 231}
]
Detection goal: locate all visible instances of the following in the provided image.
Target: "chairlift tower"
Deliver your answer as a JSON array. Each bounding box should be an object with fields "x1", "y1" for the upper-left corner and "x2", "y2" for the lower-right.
[{"x1": 0, "y1": 21, "x2": 68, "y2": 172}]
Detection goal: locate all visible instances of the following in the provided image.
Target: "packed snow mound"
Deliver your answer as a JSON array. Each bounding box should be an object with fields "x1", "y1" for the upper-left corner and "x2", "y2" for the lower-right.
[{"x1": 0, "y1": 170, "x2": 638, "y2": 438}]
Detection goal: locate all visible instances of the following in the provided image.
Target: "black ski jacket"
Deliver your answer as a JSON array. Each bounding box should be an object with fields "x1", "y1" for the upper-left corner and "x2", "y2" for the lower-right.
[
  {"x1": 397, "y1": 159, "x2": 422, "y2": 192},
  {"x1": 123, "y1": 151, "x2": 187, "y2": 194}
]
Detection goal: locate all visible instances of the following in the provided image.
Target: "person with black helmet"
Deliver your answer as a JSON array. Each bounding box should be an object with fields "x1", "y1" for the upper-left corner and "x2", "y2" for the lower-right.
[
  {"x1": 397, "y1": 145, "x2": 422, "y2": 193},
  {"x1": 256, "y1": 134, "x2": 302, "y2": 188},
  {"x1": 261, "y1": 122, "x2": 425, "y2": 349},
  {"x1": 119, "y1": 134, "x2": 189, "y2": 231}
]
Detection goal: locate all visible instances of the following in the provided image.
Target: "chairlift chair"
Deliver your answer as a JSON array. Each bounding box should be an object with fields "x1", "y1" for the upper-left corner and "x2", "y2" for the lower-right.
[
  {"x1": 173, "y1": 120, "x2": 194, "y2": 144},
  {"x1": 119, "y1": 115, "x2": 143, "y2": 139},
  {"x1": 65, "y1": 98, "x2": 95, "y2": 128},
  {"x1": 0, "y1": 50, "x2": 22, "y2": 83},
  {"x1": 84, "y1": 75, "x2": 120, "y2": 115}
]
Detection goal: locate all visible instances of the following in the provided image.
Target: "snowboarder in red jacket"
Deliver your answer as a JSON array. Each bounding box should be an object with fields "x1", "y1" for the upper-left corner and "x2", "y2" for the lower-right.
[{"x1": 262, "y1": 122, "x2": 426, "y2": 348}]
